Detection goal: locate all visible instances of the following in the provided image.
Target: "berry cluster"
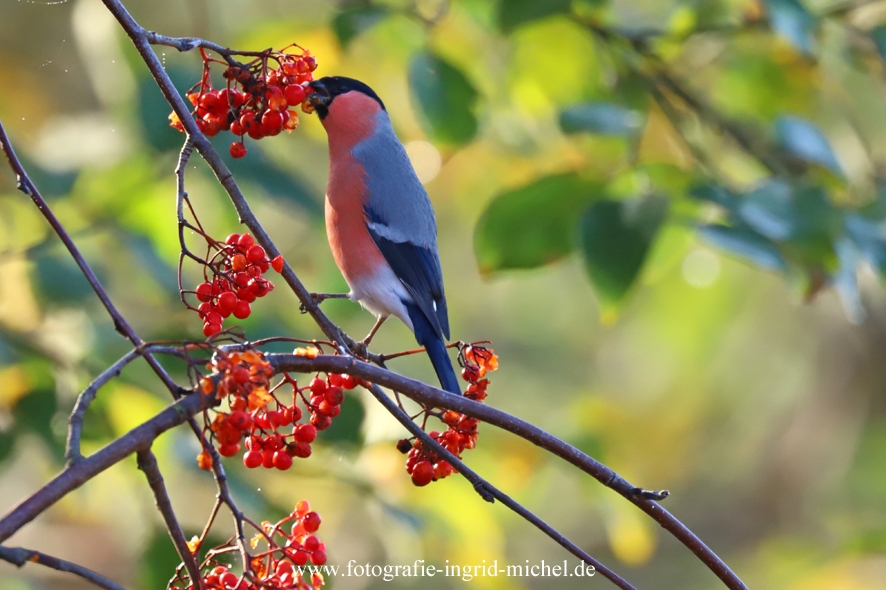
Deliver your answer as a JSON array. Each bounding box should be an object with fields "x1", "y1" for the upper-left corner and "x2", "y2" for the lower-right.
[
  {"x1": 197, "y1": 347, "x2": 356, "y2": 472},
  {"x1": 188, "y1": 232, "x2": 283, "y2": 338},
  {"x1": 171, "y1": 501, "x2": 327, "y2": 590},
  {"x1": 399, "y1": 344, "x2": 498, "y2": 487},
  {"x1": 169, "y1": 46, "x2": 319, "y2": 159}
]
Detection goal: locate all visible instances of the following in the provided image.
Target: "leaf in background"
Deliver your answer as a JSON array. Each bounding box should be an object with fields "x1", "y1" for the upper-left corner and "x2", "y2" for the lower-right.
[
  {"x1": 333, "y1": 5, "x2": 389, "y2": 47},
  {"x1": 559, "y1": 102, "x2": 643, "y2": 136},
  {"x1": 497, "y1": 0, "x2": 574, "y2": 33},
  {"x1": 139, "y1": 529, "x2": 193, "y2": 590},
  {"x1": 738, "y1": 179, "x2": 796, "y2": 240},
  {"x1": 844, "y1": 213, "x2": 886, "y2": 274},
  {"x1": 871, "y1": 25, "x2": 886, "y2": 64},
  {"x1": 321, "y1": 394, "x2": 364, "y2": 446},
  {"x1": 215, "y1": 138, "x2": 323, "y2": 218},
  {"x1": 697, "y1": 224, "x2": 787, "y2": 271},
  {"x1": 0, "y1": 430, "x2": 13, "y2": 465},
  {"x1": 775, "y1": 116, "x2": 841, "y2": 173},
  {"x1": 579, "y1": 195, "x2": 669, "y2": 309},
  {"x1": 13, "y1": 380, "x2": 62, "y2": 459},
  {"x1": 474, "y1": 174, "x2": 603, "y2": 274},
  {"x1": 765, "y1": 0, "x2": 816, "y2": 55},
  {"x1": 31, "y1": 249, "x2": 97, "y2": 305},
  {"x1": 137, "y1": 68, "x2": 200, "y2": 153},
  {"x1": 689, "y1": 183, "x2": 740, "y2": 210},
  {"x1": 408, "y1": 51, "x2": 478, "y2": 146},
  {"x1": 833, "y1": 237, "x2": 865, "y2": 324}
]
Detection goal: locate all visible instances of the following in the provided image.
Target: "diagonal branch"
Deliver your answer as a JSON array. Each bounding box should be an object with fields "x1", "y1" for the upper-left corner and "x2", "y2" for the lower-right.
[
  {"x1": 137, "y1": 449, "x2": 204, "y2": 590},
  {"x1": 0, "y1": 545, "x2": 128, "y2": 590}
]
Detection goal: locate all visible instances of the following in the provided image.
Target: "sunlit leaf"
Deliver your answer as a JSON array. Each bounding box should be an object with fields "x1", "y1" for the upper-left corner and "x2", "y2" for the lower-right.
[
  {"x1": 408, "y1": 51, "x2": 478, "y2": 146},
  {"x1": 697, "y1": 224, "x2": 787, "y2": 271},
  {"x1": 474, "y1": 174, "x2": 603, "y2": 274},
  {"x1": 559, "y1": 102, "x2": 643, "y2": 136},
  {"x1": 497, "y1": 0, "x2": 574, "y2": 33},
  {"x1": 689, "y1": 183, "x2": 739, "y2": 210},
  {"x1": 579, "y1": 195, "x2": 669, "y2": 308},
  {"x1": 332, "y1": 6, "x2": 390, "y2": 47},
  {"x1": 775, "y1": 116, "x2": 840, "y2": 173},
  {"x1": 765, "y1": 0, "x2": 816, "y2": 55}
]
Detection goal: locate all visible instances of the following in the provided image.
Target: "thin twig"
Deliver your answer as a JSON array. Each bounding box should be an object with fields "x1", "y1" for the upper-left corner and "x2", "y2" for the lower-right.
[
  {"x1": 136, "y1": 449, "x2": 205, "y2": 590},
  {"x1": 0, "y1": 545, "x2": 128, "y2": 590}
]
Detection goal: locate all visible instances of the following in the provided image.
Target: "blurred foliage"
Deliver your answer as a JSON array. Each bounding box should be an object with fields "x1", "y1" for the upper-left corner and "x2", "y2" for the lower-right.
[{"x1": 4, "y1": 0, "x2": 886, "y2": 589}]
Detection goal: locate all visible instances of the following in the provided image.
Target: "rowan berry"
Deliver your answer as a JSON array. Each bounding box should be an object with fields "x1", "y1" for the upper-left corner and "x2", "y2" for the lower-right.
[
  {"x1": 195, "y1": 282, "x2": 213, "y2": 302},
  {"x1": 303, "y1": 511, "x2": 321, "y2": 532},
  {"x1": 411, "y1": 461, "x2": 434, "y2": 486},
  {"x1": 309, "y1": 377, "x2": 327, "y2": 396},
  {"x1": 311, "y1": 549, "x2": 327, "y2": 566},
  {"x1": 203, "y1": 322, "x2": 222, "y2": 337},
  {"x1": 262, "y1": 449, "x2": 276, "y2": 469},
  {"x1": 246, "y1": 244, "x2": 266, "y2": 263},
  {"x1": 243, "y1": 450, "x2": 262, "y2": 468},
  {"x1": 324, "y1": 386, "x2": 344, "y2": 405},
  {"x1": 233, "y1": 300, "x2": 251, "y2": 319},
  {"x1": 273, "y1": 451, "x2": 293, "y2": 470},
  {"x1": 295, "y1": 423, "x2": 317, "y2": 443},
  {"x1": 219, "y1": 442, "x2": 240, "y2": 457},
  {"x1": 283, "y1": 84, "x2": 307, "y2": 105},
  {"x1": 271, "y1": 255, "x2": 285, "y2": 273}
]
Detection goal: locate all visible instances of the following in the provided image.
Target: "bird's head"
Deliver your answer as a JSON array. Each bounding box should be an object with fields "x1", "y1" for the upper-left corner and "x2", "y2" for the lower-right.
[{"x1": 307, "y1": 76, "x2": 386, "y2": 139}]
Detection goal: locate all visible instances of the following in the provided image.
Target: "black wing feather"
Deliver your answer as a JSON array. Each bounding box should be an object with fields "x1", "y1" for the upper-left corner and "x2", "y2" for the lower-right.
[{"x1": 366, "y1": 227, "x2": 450, "y2": 341}]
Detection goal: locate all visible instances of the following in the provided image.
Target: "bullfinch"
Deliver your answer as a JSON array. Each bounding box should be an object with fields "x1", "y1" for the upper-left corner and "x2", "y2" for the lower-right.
[{"x1": 306, "y1": 76, "x2": 460, "y2": 395}]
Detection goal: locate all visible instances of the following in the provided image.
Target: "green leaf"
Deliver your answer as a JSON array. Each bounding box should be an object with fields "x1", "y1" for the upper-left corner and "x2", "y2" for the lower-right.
[
  {"x1": 697, "y1": 224, "x2": 787, "y2": 271},
  {"x1": 31, "y1": 249, "x2": 98, "y2": 305},
  {"x1": 559, "y1": 102, "x2": 643, "y2": 136},
  {"x1": 497, "y1": 0, "x2": 574, "y2": 33},
  {"x1": 332, "y1": 6, "x2": 389, "y2": 47},
  {"x1": 579, "y1": 195, "x2": 669, "y2": 308},
  {"x1": 765, "y1": 0, "x2": 816, "y2": 55},
  {"x1": 0, "y1": 431, "x2": 14, "y2": 466},
  {"x1": 775, "y1": 116, "x2": 841, "y2": 173},
  {"x1": 474, "y1": 174, "x2": 603, "y2": 274},
  {"x1": 137, "y1": 68, "x2": 200, "y2": 153},
  {"x1": 408, "y1": 51, "x2": 478, "y2": 146},
  {"x1": 871, "y1": 25, "x2": 886, "y2": 64},
  {"x1": 215, "y1": 138, "x2": 323, "y2": 218},
  {"x1": 321, "y1": 394, "x2": 364, "y2": 447},
  {"x1": 689, "y1": 183, "x2": 740, "y2": 210}
]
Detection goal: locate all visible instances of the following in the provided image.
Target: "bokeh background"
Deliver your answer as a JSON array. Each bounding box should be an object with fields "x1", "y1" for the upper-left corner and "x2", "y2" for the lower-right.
[{"x1": 3, "y1": 0, "x2": 886, "y2": 588}]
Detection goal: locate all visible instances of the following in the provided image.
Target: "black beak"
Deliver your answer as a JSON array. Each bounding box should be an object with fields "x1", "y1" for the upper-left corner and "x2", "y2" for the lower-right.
[{"x1": 307, "y1": 80, "x2": 331, "y2": 109}]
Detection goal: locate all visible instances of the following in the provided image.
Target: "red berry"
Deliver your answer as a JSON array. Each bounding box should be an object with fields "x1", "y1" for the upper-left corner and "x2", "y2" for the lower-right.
[
  {"x1": 226, "y1": 233, "x2": 241, "y2": 245},
  {"x1": 218, "y1": 442, "x2": 240, "y2": 457},
  {"x1": 283, "y1": 84, "x2": 307, "y2": 105},
  {"x1": 285, "y1": 405, "x2": 302, "y2": 423},
  {"x1": 273, "y1": 451, "x2": 293, "y2": 470},
  {"x1": 243, "y1": 450, "x2": 262, "y2": 468},
  {"x1": 229, "y1": 409, "x2": 250, "y2": 430},
  {"x1": 218, "y1": 291, "x2": 238, "y2": 314},
  {"x1": 229, "y1": 142, "x2": 247, "y2": 159},
  {"x1": 237, "y1": 233, "x2": 255, "y2": 249},
  {"x1": 239, "y1": 111, "x2": 257, "y2": 132},
  {"x1": 324, "y1": 386, "x2": 344, "y2": 406},
  {"x1": 341, "y1": 374, "x2": 357, "y2": 390},
  {"x1": 292, "y1": 549, "x2": 309, "y2": 566},
  {"x1": 328, "y1": 373, "x2": 343, "y2": 387},
  {"x1": 197, "y1": 302, "x2": 213, "y2": 317},
  {"x1": 304, "y1": 534, "x2": 320, "y2": 551},
  {"x1": 204, "y1": 311, "x2": 223, "y2": 326},
  {"x1": 310, "y1": 377, "x2": 327, "y2": 396},
  {"x1": 310, "y1": 549, "x2": 327, "y2": 566},
  {"x1": 271, "y1": 255, "x2": 285, "y2": 273},
  {"x1": 246, "y1": 245, "x2": 266, "y2": 263},
  {"x1": 295, "y1": 423, "x2": 317, "y2": 443},
  {"x1": 234, "y1": 272, "x2": 250, "y2": 288},
  {"x1": 203, "y1": 322, "x2": 222, "y2": 337},
  {"x1": 219, "y1": 571, "x2": 238, "y2": 588},
  {"x1": 303, "y1": 511, "x2": 321, "y2": 532},
  {"x1": 261, "y1": 109, "x2": 283, "y2": 130},
  {"x1": 237, "y1": 288, "x2": 256, "y2": 303},
  {"x1": 311, "y1": 413, "x2": 332, "y2": 431},
  {"x1": 261, "y1": 449, "x2": 276, "y2": 469},
  {"x1": 195, "y1": 282, "x2": 213, "y2": 302},
  {"x1": 292, "y1": 441, "x2": 312, "y2": 458},
  {"x1": 411, "y1": 461, "x2": 434, "y2": 486},
  {"x1": 233, "y1": 300, "x2": 251, "y2": 319}
]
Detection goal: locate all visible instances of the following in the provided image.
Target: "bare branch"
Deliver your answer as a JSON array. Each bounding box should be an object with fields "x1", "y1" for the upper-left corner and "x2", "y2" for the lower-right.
[
  {"x1": 137, "y1": 449, "x2": 204, "y2": 590},
  {"x1": 0, "y1": 545, "x2": 128, "y2": 590}
]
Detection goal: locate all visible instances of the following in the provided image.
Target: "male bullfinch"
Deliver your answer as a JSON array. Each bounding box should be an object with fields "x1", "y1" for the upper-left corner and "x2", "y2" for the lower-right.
[{"x1": 306, "y1": 76, "x2": 460, "y2": 395}]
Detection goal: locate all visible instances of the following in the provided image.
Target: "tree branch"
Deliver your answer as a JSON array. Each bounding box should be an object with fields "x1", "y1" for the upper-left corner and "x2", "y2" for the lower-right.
[
  {"x1": 136, "y1": 449, "x2": 204, "y2": 590},
  {"x1": 0, "y1": 545, "x2": 128, "y2": 590}
]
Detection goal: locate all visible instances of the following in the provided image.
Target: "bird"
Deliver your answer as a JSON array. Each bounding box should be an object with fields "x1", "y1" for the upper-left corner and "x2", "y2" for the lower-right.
[{"x1": 305, "y1": 76, "x2": 460, "y2": 395}]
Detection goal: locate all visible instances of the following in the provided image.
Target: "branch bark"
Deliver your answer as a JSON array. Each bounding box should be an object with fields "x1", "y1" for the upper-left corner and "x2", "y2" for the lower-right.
[{"x1": 0, "y1": 545, "x2": 128, "y2": 590}]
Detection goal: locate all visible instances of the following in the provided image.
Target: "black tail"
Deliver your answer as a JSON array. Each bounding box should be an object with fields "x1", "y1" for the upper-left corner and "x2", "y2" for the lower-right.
[{"x1": 405, "y1": 302, "x2": 461, "y2": 394}]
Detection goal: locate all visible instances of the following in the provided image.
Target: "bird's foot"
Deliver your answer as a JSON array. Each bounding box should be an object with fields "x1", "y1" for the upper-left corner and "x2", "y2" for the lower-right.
[{"x1": 299, "y1": 292, "x2": 349, "y2": 314}]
